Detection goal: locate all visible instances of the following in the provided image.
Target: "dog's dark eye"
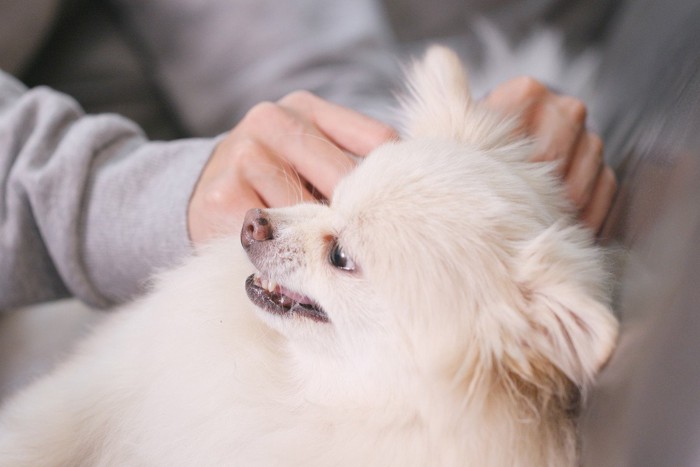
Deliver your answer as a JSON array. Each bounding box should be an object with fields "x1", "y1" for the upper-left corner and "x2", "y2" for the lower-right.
[{"x1": 329, "y1": 241, "x2": 355, "y2": 271}]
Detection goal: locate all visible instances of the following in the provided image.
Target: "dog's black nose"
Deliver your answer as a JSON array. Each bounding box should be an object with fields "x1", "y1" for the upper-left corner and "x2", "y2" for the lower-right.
[{"x1": 241, "y1": 208, "x2": 273, "y2": 249}]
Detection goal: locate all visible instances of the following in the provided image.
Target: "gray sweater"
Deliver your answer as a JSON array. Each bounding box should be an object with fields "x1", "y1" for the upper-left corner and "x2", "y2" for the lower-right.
[{"x1": 0, "y1": 70, "x2": 215, "y2": 309}]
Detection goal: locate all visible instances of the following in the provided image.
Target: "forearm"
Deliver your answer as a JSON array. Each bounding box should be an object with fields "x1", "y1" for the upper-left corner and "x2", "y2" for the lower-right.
[{"x1": 0, "y1": 70, "x2": 215, "y2": 310}]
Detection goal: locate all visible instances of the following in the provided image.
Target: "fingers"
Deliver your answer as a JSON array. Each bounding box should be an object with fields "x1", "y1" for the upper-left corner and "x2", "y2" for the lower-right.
[
  {"x1": 239, "y1": 140, "x2": 316, "y2": 207},
  {"x1": 239, "y1": 102, "x2": 354, "y2": 198},
  {"x1": 529, "y1": 96, "x2": 587, "y2": 173},
  {"x1": 483, "y1": 76, "x2": 548, "y2": 116},
  {"x1": 580, "y1": 166, "x2": 617, "y2": 232},
  {"x1": 564, "y1": 132, "x2": 604, "y2": 209},
  {"x1": 240, "y1": 92, "x2": 396, "y2": 199},
  {"x1": 484, "y1": 77, "x2": 587, "y2": 171},
  {"x1": 188, "y1": 91, "x2": 397, "y2": 244},
  {"x1": 187, "y1": 165, "x2": 266, "y2": 244},
  {"x1": 278, "y1": 91, "x2": 398, "y2": 156},
  {"x1": 483, "y1": 76, "x2": 617, "y2": 233}
]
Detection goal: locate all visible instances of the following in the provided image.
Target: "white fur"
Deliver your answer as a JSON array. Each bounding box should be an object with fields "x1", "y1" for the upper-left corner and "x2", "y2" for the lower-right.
[
  {"x1": 466, "y1": 21, "x2": 601, "y2": 101},
  {"x1": 0, "y1": 46, "x2": 617, "y2": 466}
]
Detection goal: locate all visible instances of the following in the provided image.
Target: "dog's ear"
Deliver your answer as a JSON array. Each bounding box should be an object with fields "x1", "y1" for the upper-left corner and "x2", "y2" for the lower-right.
[
  {"x1": 400, "y1": 45, "x2": 516, "y2": 149},
  {"x1": 505, "y1": 224, "x2": 618, "y2": 392}
]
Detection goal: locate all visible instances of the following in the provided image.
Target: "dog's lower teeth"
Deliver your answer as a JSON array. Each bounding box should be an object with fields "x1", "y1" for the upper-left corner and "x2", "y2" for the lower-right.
[
  {"x1": 253, "y1": 273, "x2": 279, "y2": 294},
  {"x1": 248, "y1": 274, "x2": 319, "y2": 314}
]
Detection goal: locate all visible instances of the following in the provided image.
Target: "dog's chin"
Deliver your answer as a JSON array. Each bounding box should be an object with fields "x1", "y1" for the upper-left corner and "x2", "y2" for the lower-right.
[{"x1": 244, "y1": 273, "x2": 330, "y2": 323}]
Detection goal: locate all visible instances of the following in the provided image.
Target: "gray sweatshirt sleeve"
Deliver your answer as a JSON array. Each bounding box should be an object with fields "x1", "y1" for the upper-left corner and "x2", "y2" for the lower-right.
[{"x1": 0, "y1": 70, "x2": 216, "y2": 310}]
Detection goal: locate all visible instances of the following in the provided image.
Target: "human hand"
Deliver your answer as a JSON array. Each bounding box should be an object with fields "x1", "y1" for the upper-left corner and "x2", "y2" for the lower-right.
[
  {"x1": 188, "y1": 91, "x2": 397, "y2": 244},
  {"x1": 482, "y1": 77, "x2": 617, "y2": 232}
]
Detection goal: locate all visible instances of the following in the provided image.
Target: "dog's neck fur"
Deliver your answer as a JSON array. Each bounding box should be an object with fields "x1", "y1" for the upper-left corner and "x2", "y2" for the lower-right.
[{"x1": 278, "y1": 329, "x2": 578, "y2": 467}]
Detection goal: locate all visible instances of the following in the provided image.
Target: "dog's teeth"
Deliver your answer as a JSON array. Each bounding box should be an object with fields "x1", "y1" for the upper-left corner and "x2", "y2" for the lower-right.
[
  {"x1": 260, "y1": 277, "x2": 268, "y2": 290},
  {"x1": 268, "y1": 280, "x2": 277, "y2": 293}
]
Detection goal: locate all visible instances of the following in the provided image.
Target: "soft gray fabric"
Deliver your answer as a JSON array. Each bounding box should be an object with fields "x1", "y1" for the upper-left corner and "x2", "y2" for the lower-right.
[{"x1": 0, "y1": 70, "x2": 215, "y2": 309}]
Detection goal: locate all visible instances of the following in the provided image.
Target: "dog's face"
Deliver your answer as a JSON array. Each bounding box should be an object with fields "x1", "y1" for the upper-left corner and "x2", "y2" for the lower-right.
[
  {"x1": 241, "y1": 136, "x2": 617, "y2": 408},
  {"x1": 241, "y1": 140, "x2": 501, "y2": 393},
  {"x1": 240, "y1": 46, "x2": 617, "y2": 412}
]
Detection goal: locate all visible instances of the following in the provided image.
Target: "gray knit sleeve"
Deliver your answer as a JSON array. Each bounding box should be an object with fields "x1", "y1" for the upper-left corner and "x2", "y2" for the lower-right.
[{"x1": 0, "y1": 70, "x2": 216, "y2": 310}]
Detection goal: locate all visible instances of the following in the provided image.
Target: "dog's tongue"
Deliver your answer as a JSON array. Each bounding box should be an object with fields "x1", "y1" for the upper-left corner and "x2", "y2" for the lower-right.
[{"x1": 277, "y1": 285, "x2": 314, "y2": 306}]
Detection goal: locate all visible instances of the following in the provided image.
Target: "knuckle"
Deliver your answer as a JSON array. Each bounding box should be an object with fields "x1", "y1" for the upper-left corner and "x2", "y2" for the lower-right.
[
  {"x1": 203, "y1": 187, "x2": 226, "y2": 210},
  {"x1": 559, "y1": 96, "x2": 587, "y2": 124},
  {"x1": 232, "y1": 137, "x2": 261, "y2": 161},
  {"x1": 244, "y1": 101, "x2": 281, "y2": 125},
  {"x1": 379, "y1": 126, "x2": 399, "y2": 142},
  {"x1": 571, "y1": 183, "x2": 589, "y2": 209},
  {"x1": 278, "y1": 90, "x2": 317, "y2": 108},
  {"x1": 201, "y1": 182, "x2": 235, "y2": 213},
  {"x1": 566, "y1": 171, "x2": 591, "y2": 209},
  {"x1": 588, "y1": 133, "x2": 604, "y2": 156},
  {"x1": 509, "y1": 76, "x2": 547, "y2": 100},
  {"x1": 245, "y1": 99, "x2": 306, "y2": 135},
  {"x1": 536, "y1": 146, "x2": 560, "y2": 162},
  {"x1": 280, "y1": 110, "x2": 307, "y2": 136},
  {"x1": 602, "y1": 166, "x2": 618, "y2": 191}
]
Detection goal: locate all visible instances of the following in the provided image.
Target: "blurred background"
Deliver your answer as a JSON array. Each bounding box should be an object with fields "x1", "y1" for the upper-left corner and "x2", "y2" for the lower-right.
[{"x1": 2, "y1": 1, "x2": 700, "y2": 465}]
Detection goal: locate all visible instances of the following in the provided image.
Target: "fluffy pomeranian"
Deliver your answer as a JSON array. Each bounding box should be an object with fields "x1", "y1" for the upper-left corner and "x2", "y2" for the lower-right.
[{"x1": 0, "y1": 46, "x2": 617, "y2": 466}]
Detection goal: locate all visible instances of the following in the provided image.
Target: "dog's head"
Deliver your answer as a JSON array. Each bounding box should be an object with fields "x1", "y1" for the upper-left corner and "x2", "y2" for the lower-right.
[{"x1": 241, "y1": 46, "x2": 618, "y2": 414}]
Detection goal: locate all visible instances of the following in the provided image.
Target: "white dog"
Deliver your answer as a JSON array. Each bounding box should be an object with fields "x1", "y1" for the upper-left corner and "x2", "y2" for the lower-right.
[{"x1": 0, "y1": 47, "x2": 618, "y2": 466}]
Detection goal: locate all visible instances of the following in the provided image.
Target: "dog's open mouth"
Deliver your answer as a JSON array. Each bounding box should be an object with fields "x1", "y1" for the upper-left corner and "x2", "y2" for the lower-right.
[{"x1": 245, "y1": 274, "x2": 329, "y2": 323}]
